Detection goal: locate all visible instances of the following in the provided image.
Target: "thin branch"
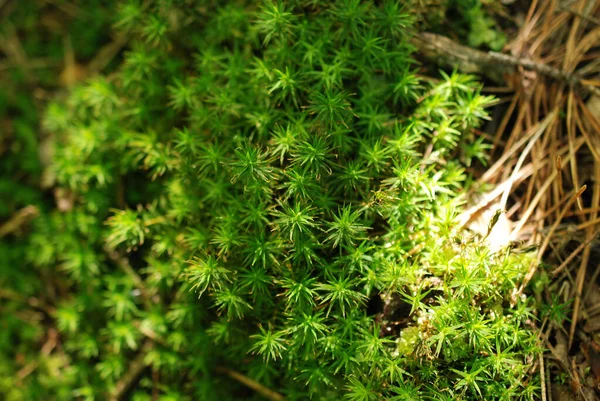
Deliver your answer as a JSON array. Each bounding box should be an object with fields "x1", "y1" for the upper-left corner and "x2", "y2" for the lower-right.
[
  {"x1": 16, "y1": 328, "x2": 58, "y2": 383},
  {"x1": 517, "y1": 185, "x2": 587, "y2": 297},
  {"x1": 412, "y1": 32, "x2": 600, "y2": 97},
  {"x1": 215, "y1": 366, "x2": 287, "y2": 401},
  {"x1": 103, "y1": 244, "x2": 153, "y2": 309},
  {"x1": 0, "y1": 205, "x2": 39, "y2": 238},
  {"x1": 559, "y1": 4, "x2": 600, "y2": 26},
  {"x1": 499, "y1": 112, "x2": 557, "y2": 211},
  {"x1": 110, "y1": 339, "x2": 153, "y2": 401},
  {"x1": 87, "y1": 34, "x2": 129, "y2": 74},
  {"x1": 540, "y1": 353, "x2": 547, "y2": 401},
  {"x1": 551, "y1": 227, "x2": 600, "y2": 276}
]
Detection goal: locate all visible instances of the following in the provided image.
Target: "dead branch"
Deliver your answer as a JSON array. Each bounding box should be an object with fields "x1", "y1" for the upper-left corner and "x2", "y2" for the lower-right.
[
  {"x1": 0, "y1": 205, "x2": 39, "y2": 238},
  {"x1": 110, "y1": 339, "x2": 153, "y2": 401},
  {"x1": 215, "y1": 366, "x2": 287, "y2": 401},
  {"x1": 412, "y1": 32, "x2": 600, "y2": 97},
  {"x1": 102, "y1": 244, "x2": 154, "y2": 309}
]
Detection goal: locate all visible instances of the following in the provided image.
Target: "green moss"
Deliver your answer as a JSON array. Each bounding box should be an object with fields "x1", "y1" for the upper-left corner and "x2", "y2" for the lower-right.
[{"x1": 1, "y1": 1, "x2": 539, "y2": 400}]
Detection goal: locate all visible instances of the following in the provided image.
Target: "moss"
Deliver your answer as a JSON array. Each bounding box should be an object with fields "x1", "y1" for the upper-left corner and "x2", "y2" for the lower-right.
[{"x1": 2, "y1": 1, "x2": 539, "y2": 400}]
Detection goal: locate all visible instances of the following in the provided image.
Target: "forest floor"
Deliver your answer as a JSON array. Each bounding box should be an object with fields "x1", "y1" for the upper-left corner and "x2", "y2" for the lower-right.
[
  {"x1": 424, "y1": 1, "x2": 600, "y2": 399},
  {"x1": 2, "y1": 0, "x2": 600, "y2": 399}
]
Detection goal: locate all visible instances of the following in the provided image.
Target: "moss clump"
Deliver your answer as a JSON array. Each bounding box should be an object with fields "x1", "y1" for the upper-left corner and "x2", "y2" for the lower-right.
[{"x1": 2, "y1": 1, "x2": 539, "y2": 400}]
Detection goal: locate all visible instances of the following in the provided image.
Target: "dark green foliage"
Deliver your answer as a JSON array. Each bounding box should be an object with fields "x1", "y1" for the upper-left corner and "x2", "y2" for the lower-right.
[
  {"x1": 1, "y1": 1, "x2": 540, "y2": 400},
  {"x1": 419, "y1": 0, "x2": 507, "y2": 51},
  {"x1": 0, "y1": 2, "x2": 116, "y2": 400},
  {"x1": 0, "y1": 0, "x2": 109, "y2": 217}
]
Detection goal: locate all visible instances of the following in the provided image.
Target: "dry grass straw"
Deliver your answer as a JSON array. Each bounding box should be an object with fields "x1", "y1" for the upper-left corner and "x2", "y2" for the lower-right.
[{"x1": 467, "y1": 0, "x2": 600, "y2": 397}]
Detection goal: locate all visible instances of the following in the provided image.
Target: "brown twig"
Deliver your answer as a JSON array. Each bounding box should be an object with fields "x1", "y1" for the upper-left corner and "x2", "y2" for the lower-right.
[
  {"x1": 215, "y1": 366, "x2": 287, "y2": 401},
  {"x1": 87, "y1": 34, "x2": 129, "y2": 74},
  {"x1": 411, "y1": 32, "x2": 600, "y2": 97},
  {"x1": 518, "y1": 185, "x2": 587, "y2": 295},
  {"x1": 16, "y1": 328, "x2": 58, "y2": 383},
  {"x1": 110, "y1": 339, "x2": 153, "y2": 401},
  {"x1": 135, "y1": 324, "x2": 284, "y2": 401},
  {"x1": 0, "y1": 205, "x2": 39, "y2": 238},
  {"x1": 540, "y1": 353, "x2": 547, "y2": 401},
  {"x1": 551, "y1": 228, "x2": 600, "y2": 276},
  {"x1": 560, "y1": 4, "x2": 600, "y2": 26},
  {"x1": 102, "y1": 244, "x2": 153, "y2": 309},
  {"x1": 499, "y1": 111, "x2": 557, "y2": 212}
]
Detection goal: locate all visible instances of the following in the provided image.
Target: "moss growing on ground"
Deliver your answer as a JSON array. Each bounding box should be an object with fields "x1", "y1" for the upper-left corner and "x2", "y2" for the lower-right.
[{"x1": 1, "y1": 1, "x2": 540, "y2": 400}]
